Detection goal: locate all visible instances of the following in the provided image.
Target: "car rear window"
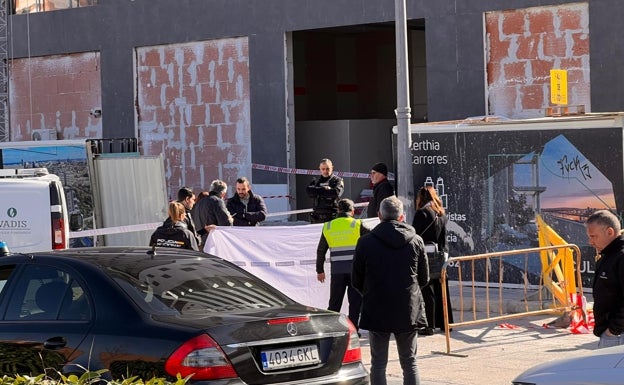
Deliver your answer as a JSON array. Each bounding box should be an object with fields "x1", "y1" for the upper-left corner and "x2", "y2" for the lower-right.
[{"x1": 107, "y1": 258, "x2": 291, "y2": 315}]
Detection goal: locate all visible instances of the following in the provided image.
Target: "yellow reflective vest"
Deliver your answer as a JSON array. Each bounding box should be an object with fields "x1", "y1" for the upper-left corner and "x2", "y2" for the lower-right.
[{"x1": 322, "y1": 216, "x2": 361, "y2": 265}]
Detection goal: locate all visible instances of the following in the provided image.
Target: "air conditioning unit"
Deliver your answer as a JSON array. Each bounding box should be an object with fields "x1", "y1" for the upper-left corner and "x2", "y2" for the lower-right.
[{"x1": 31, "y1": 129, "x2": 58, "y2": 141}]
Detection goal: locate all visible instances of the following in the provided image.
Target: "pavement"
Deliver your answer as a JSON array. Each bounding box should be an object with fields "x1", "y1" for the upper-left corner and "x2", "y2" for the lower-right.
[{"x1": 356, "y1": 285, "x2": 598, "y2": 385}]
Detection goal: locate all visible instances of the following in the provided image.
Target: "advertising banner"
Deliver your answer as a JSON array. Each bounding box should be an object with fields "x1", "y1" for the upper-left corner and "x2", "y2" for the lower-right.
[{"x1": 410, "y1": 123, "x2": 623, "y2": 287}]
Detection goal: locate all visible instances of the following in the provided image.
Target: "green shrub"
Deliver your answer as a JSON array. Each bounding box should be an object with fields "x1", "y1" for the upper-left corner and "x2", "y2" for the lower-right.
[{"x1": 0, "y1": 371, "x2": 190, "y2": 385}]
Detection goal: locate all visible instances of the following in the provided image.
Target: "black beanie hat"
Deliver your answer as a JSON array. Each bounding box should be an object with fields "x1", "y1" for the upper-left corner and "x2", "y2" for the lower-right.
[{"x1": 371, "y1": 162, "x2": 388, "y2": 176}]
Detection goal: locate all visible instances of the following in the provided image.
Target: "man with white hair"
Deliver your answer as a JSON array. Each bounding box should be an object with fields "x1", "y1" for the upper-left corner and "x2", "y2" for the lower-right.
[
  {"x1": 193, "y1": 179, "x2": 233, "y2": 248},
  {"x1": 352, "y1": 195, "x2": 429, "y2": 385}
]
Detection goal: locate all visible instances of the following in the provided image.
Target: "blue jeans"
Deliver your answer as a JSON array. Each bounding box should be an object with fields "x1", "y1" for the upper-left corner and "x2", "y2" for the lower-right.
[
  {"x1": 368, "y1": 329, "x2": 419, "y2": 385},
  {"x1": 598, "y1": 330, "x2": 624, "y2": 348}
]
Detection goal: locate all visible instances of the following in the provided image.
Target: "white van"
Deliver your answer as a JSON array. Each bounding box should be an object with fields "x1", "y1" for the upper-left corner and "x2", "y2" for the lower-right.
[{"x1": 0, "y1": 168, "x2": 81, "y2": 253}]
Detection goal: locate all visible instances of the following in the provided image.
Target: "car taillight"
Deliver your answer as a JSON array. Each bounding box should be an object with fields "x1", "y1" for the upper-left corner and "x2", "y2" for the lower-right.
[
  {"x1": 165, "y1": 334, "x2": 237, "y2": 380},
  {"x1": 52, "y1": 217, "x2": 65, "y2": 250},
  {"x1": 342, "y1": 318, "x2": 362, "y2": 364},
  {"x1": 267, "y1": 316, "x2": 310, "y2": 325}
]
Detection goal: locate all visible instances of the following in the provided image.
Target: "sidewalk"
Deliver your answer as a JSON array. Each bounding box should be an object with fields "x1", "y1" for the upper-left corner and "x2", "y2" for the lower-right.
[{"x1": 357, "y1": 286, "x2": 597, "y2": 385}]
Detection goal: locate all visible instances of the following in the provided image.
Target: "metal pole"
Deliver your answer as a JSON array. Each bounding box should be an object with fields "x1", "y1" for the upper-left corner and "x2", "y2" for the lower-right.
[{"x1": 394, "y1": 0, "x2": 414, "y2": 222}]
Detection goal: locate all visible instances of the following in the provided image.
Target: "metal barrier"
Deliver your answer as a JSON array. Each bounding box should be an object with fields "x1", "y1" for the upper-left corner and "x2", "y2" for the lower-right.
[{"x1": 439, "y1": 244, "x2": 583, "y2": 355}]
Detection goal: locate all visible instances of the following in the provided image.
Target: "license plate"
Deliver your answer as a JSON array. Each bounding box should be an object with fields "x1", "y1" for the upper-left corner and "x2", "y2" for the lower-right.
[{"x1": 261, "y1": 344, "x2": 320, "y2": 371}]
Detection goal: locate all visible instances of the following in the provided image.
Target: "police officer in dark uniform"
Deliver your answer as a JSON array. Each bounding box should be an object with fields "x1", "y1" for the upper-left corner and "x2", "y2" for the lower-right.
[
  {"x1": 306, "y1": 158, "x2": 344, "y2": 224},
  {"x1": 150, "y1": 201, "x2": 199, "y2": 251}
]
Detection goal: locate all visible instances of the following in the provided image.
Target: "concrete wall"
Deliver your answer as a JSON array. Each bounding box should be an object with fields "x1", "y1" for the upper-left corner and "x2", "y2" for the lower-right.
[
  {"x1": 295, "y1": 119, "x2": 395, "y2": 212},
  {"x1": 7, "y1": 0, "x2": 624, "y2": 201},
  {"x1": 8, "y1": 52, "x2": 102, "y2": 141}
]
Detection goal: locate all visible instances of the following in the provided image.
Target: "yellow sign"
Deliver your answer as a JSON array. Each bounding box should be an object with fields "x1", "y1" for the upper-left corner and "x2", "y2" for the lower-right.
[{"x1": 550, "y1": 69, "x2": 568, "y2": 105}]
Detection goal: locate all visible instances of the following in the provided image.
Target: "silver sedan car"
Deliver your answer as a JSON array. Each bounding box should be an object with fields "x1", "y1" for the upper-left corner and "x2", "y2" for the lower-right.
[{"x1": 512, "y1": 344, "x2": 624, "y2": 385}]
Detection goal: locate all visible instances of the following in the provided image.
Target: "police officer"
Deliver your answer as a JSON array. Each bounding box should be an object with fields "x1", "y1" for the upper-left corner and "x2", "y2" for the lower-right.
[
  {"x1": 306, "y1": 158, "x2": 344, "y2": 223},
  {"x1": 316, "y1": 198, "x2": 370, "y2": 329}
]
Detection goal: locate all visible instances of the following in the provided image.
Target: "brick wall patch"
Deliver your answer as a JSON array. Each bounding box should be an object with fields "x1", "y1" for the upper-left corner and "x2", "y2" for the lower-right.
[
  {"x1": 486, "y1": 3, "x2": 590, "y2": 118},
  {"x1": 136, "y1": 38, "x2": 251, "y2": 199}
]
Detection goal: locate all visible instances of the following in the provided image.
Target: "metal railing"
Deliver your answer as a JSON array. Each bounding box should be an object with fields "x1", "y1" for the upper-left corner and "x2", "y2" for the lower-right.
[{"x1": 439, "y1": 244, "x2": 583, "y2": 355}]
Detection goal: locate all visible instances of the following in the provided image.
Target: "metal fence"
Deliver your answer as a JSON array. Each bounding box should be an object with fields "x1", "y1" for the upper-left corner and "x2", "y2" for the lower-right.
[{"x1": 439, "y1": 244, "x2": 584, "y2": 355}]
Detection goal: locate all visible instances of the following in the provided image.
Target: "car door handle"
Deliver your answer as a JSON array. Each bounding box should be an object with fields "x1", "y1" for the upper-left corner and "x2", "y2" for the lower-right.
[{"x1": 44, "y1": 336, "x2": 67, "y2": 350}]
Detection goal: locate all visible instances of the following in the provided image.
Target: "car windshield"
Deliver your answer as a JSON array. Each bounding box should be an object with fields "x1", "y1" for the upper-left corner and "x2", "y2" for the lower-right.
[{"x1": 107, "y1": 257, "x2": 291, "y2": 315}]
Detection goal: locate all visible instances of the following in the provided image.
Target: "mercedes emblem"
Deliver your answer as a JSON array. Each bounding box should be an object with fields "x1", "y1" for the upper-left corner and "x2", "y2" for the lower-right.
[{"x1": 286, "y1": 322, "x2": 298, "y2": 336}]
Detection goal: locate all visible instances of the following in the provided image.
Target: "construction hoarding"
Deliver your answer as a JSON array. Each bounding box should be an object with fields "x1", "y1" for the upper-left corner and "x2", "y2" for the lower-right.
[{"x1": 407, "y1": 113, "x2": 624, "y2": 288}]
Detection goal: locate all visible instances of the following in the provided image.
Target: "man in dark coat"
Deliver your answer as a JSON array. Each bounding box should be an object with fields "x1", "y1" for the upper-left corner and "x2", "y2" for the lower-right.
[
  {"x1": 192, "y1": 179, "x2": 233, "y2": 248},
  {"x1": 352, "y1": 195, "x2": 429, "y2": 385},
  {"x1": 366, "y1": 162, "x2": 395, "y2": 218},
  {"x1": 306, "y1": 158, "x2": 344, "y2": 223},
  {"x1": 227, "y1": 177, "x2": 268, "y2": 226},
  {"x1": 586, "y1": 209, "x2": 624, "y2": 348},
  {"x1": 162, "y1": 187, "x2": 200, "y2": 245}
]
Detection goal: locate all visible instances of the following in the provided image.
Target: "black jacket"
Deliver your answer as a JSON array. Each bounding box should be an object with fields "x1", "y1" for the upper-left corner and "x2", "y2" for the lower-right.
[
  {"x1": 592, "y1": 234, "x2": 624, "y2": 337},
  {"x1": 352, "y1": 220, "x2": 429, "y2": 332},
  {"x1": 366, "y1": 178, "x2": 394, "y2": 218},
  {"x1": 306, "y1": 174, "x2": 344, "y2": 218},
  {"x1": 149, "y1": 221, "x2": 199, "y2": 251},
  {"x1": 412, "y1": 206, "x2": 448, "y2": 250},
  {"x1": 163, "y1": 206, "x2": 200, "y2": 245},
  {"x1": 226, "y1": 191, "x2": 268, "y2": 226},
  {"x1": 192, "y1": 192, "x2": 233, "y2": 245}
]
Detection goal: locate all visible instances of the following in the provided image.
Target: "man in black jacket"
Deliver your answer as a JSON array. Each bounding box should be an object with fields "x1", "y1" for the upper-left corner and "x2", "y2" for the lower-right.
[
  {"x1": 227, "y1": 177, "x2": 267, "y2": 226},
  {"x1": 586, "y1": 209, "x2": 624, "y2": 348},
  {"x1": 306, "y1": 158, "x2": 344, "y2": 223},
  {"x1": 193, "y1": 179, "x2": 233, "y2": 248},
  {"x1": 161, "y1": 187, "x2": 200, "y2": 245},
  {"x1": 366, "y1": 162, "x2": 395, "y2": 218},
  {"x1": 352, "y1": 196, "x2": 429, "y2": 385}
]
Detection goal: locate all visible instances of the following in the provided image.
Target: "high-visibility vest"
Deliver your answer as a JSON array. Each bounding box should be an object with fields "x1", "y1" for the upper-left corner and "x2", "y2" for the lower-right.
[{"x1": 322, "y1": 216, "x2": 361, "y2": 265}]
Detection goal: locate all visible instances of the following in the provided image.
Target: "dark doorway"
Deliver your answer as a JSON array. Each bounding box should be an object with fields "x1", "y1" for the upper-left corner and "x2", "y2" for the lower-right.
[
  {"x1": 291, "y1": 21, "x2": 427, "y2": 122},
  {"x1": 290, "y1": 21, "x2": 427, "y2": 218}
]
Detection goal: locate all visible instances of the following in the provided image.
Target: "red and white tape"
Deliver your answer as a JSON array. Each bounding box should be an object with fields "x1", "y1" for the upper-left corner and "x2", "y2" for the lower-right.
[
  {"x1": 69, "y1": 202, "x2": 370, "y2": 239},
  {"x1": 252, "y1": 163, "x2": 394, "y2": 179}
]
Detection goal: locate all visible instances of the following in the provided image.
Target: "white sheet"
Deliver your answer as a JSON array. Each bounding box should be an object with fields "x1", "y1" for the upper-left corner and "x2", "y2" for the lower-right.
[{"x1": 204, "y1": 218, "x2": 379, "y2": 311}]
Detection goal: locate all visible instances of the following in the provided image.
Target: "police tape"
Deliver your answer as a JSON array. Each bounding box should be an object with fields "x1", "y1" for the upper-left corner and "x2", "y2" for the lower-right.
[
  {"x1": 69, "y1": 202, "x2": 370, "y2": 238},
  {"x1": 252, "y1": 163, "x2": 396, "y2": 179},
  {"x1": 69, "y1": 221, "x2": 162, "y2": 238}
]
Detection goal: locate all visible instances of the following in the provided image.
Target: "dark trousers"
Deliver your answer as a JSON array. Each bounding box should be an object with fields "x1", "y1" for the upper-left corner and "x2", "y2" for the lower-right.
[
  {"x1": 328, "y1": 272, "x2": 361, "y2": 329},
  {"x1": 420, "y1": 278, "x2": 454, "y2": 330},
  {"x1": 368, "y1": 329, "x2": 420, "y2": 385}
]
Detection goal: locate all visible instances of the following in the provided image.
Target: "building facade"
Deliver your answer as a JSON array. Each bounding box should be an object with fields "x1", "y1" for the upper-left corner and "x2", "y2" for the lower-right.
[{"x1": 4, "y1": 0, "x2": 621, "y2": 211}]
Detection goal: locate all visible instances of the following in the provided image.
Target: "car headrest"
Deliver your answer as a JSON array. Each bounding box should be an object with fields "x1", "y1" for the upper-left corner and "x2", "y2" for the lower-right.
[{"x1": 35, "y1": 281, "x2": 71, "y2": 314}]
